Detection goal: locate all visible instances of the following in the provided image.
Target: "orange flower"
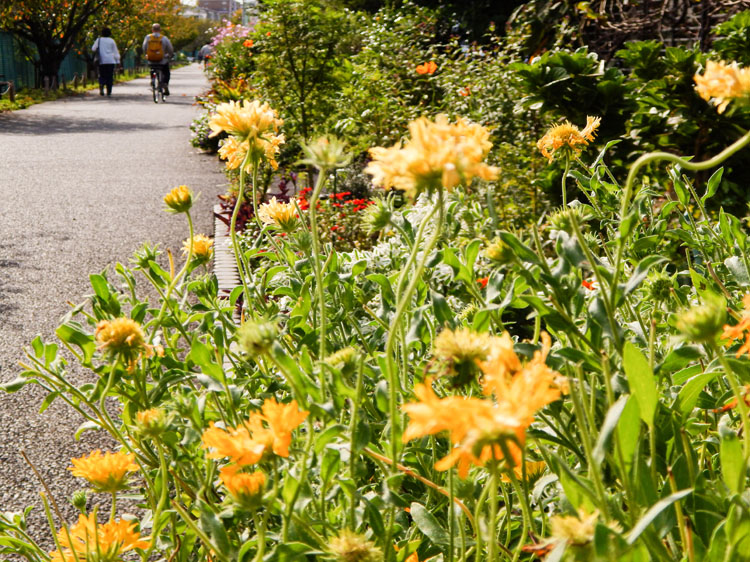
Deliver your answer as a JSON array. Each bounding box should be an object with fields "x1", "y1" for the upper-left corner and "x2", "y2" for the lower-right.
[
  {"x1": 51, "y1": 513, "x2": 150, "y2": 562},
  {"x1": 202, "y1": 399, "x2": 308, "y2": 465},
  {"x1": 416, "y1": 60, "x2": 437, "y2": 75},
  {"x1": 243, "y1": 39, "x2": 254, "y2": 48},
  {"x1": 69, "y1": 450, "x2": 138, "y2": 493},
  {"x1": 582, "y1": 279, "x2": 595, "y2": 290},
  {"x1": 403, "y1": 333, "x2": 561, "y2": 478},
  {"x1": 722, "y1": 294, "x2": 750, "y2": 356},
  {"x1": 476, "y1": 277, "x2": 489, "y2": 289}
]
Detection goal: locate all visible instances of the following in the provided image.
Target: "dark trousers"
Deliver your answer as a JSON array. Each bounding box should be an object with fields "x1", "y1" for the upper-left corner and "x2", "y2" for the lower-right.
[{"x1": 98, "y1": 64, "x2": 115, "y2": 94}]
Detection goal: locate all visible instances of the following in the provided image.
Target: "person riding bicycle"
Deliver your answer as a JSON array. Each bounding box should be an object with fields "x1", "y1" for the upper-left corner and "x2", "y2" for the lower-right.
[{"x1": 142, "y1": 23, "x2": 174, "y2": 96}]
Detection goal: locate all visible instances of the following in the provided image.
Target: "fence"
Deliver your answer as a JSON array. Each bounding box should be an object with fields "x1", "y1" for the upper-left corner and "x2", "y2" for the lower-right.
[{"x1": 0, "y1": 32, "x2": 137, "y2": 90}]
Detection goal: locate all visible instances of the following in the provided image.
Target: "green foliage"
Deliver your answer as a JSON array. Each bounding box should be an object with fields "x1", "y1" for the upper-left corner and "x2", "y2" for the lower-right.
[{"x1": 713, "y1": 10, "x2": 750, "y2": 67}]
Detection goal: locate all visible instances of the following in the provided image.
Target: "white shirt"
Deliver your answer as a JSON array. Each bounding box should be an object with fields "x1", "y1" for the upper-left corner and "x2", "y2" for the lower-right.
[{"x1": 92, "y1": 37, "x2": 120, "y2": 65}]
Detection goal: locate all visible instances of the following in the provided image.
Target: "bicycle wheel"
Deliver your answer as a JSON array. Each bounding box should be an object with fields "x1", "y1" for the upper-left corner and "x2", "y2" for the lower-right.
[
  {"x1": 157, "y1": 69, "x2": 166, "y2": 103},
  {"x1": 151, "y1": 72, "x2": 158, "y2": 103}
]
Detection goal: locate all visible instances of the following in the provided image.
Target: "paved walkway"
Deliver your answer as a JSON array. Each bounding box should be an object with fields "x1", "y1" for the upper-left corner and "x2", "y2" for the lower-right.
[{"x1": 0, "y1": 64, "x2": 225, "y2": 538}]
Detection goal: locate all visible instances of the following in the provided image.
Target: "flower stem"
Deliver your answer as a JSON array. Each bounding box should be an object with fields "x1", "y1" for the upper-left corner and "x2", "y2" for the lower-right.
[
  {"x1": 308, "y1": 169, "x2": 330, "y2": 370},
  {"x1": 561, "y1": 156, "x2": 571, "y2": 207},
  {"x1": 230, "y1": 150, "x2": 256, "y2": 318}
]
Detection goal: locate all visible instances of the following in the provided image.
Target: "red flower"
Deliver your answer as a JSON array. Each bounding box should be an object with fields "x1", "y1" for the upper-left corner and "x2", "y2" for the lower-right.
[
  {"x1": 243, "y1": 39, "x2": 254, "y2": 48},
  {"x1": 582, "y1": 279, "x2": 595, "y2": 290},
  {"x1": 476, "y1": 277, "x2": 489, "y2": 289}
]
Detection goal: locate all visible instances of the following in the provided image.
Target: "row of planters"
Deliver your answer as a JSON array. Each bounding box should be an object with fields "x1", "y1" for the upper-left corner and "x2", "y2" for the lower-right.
[{"x1": 4, "y1": 2, "x2": 750, "y2": 562}]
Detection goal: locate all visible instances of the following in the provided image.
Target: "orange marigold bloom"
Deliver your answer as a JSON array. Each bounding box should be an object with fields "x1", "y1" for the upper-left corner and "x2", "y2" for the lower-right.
[
  {"x1": 50, "y1": 513, "x2": 150, "y2": 562},
  {"x1": 722, "y1": 294, "x2": 750, "y2": 356},
  {"x1": 416, "y1": 60, "x2": 437, "y2": 75},
  {"x1": 202, "y1": 399, "x2": 308, "y2": 465},
  {"x1": 69, "y1": 450, "x2": 139, "y2": 493},
  {"x1": 403, "y1": 333, "x2": 561, "y2": 478},
  {"x1": 219, "y1": 465, "x2": 266, "y2": 508},
  {"x1": 243, "y1": 39, "x2": 254, "y2": 47},
  {"x1": 95, "y1": 317, "x2": 152, "y2": 366},
  {"x1": 365, "y1": 114, "x2": 499, "y2": 199},
  {"x1": 537, "y1": 116, "x2": 601, "y2": 161},
  {"x1": 694, "y1": 60, "x2": 750, "y2": 114}
]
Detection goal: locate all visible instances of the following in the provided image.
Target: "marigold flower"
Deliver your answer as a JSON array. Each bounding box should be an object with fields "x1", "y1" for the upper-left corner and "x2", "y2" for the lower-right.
[
  {"x1": 209, "y1": 99, "x2": 282, "y2": 139},
  {"x1": 694, "y1": 60, "x2": 750, "y2": 113},
  {"x1": 328, "y1": 530, "x2": 383, "y2": 562},
  {"x1": 50, "y1": 513, "x2": 150, "y2": 562},
  {"x1": 403, "y1": 333, "x2": 561, "y2": 478},
  {"x1": 243, "y1": 39, "x2": 254, "y2": 47},
  {"x1": 365, "y1": 114, "x2": 499, "y2": 199},
  {"x1": 210, "y1": 99, "x2": 285, "y2": 168},
  {"x1": 219, "y1": 465, "x2": 265, "y2": 508},
  {"x1": 69, "y1": 450, "x2": 138, "y2": 493},
  {"x1": 95, "y1": 318, "x2": 152, "y2": 366},
  {"x1": 550, "y1": 507, "x2": 599, "y2": 546},
  {"x1": 416, "y1": 60, "x2": 437, "y2": 75},
  {"x1": 202, "y1": 398, "x2": 308, "y2": 465},
  {"x1": 537, "y1": 116, "x2": 601, "y2": 161},
  {"x1": 183, "y1": 234, "x2": 213, "y2": 265},
  {"x1": 500, "y1": 460, "x2": 546, "y2": 483},
  {"x1": 164, "y1": 184, "x2": 193, "y2": 213},
  {"x1": 722, "y1": 294, "x2": 750, "y2": 356},
  {"x1": 258, "y1": 196, "x2": 299, "y2": 231}
]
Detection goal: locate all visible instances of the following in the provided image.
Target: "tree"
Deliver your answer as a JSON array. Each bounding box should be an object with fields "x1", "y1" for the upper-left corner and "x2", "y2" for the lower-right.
[{"x1": 0, "y1": 0, "x2": 113, "y2": 86}]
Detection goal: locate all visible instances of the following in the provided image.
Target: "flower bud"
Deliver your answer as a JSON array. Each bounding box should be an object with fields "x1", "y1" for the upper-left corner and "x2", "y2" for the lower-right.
[
  {"x1": 135, "y1": 408, "x2": 168, "y2": 438},
  {"x1": 676, "y1": 294, "x2": 726, "y2": 343},
  {"x1": 328, "y1": 530, "x2": 382, "y2": 562},
  {"x1": 361, "y1": 198, "x2": 392, "y2": 233},
  {"x1": 236, "y1": 318, "x2": 278, "y2": 356},
  {"x1": 71, "y1": 490, "x2": 88, "y2": 514},
  {"x1": 484, "y1": 238, "x2": 515, "y2": 265},
  {"x1": 164, "y1": 185, "x2": 194, "y2": 213},
  {"x1": 300, "y1": 136, "x2": 351, "y2": 171}
]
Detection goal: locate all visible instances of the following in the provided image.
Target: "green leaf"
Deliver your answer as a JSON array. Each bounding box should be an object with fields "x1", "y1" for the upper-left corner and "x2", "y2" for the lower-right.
[
  {"x1": 74, "y1": 421, "x2": 101, "y2": 440},
  {"x1": 89, "y1": 273, "x2": 111, "y2": 300},
  {"x1": 626, "y1": 489, "x2": 693, "y2": 544},
  {"x1": 498, "y1": 231, "x2": 541, "y2": 265},
  {"x1": 701, "y1": 167, "x2": 723, "y2": 204},
  {"x1": 0, "y1": 376, "x2": 29, "y2": 393},
  {"x1": 198, "y1": 501, "x2": 231, "y2": 555},
  {"x1": 593, "y1": 396, "x2": 628, "y2": 467},
  {"x1": 616, "y1": 396, "x2": 641, "y2": 470},
  {"x1": 314, "y1": 424, "x2": 345, "y2": 454},
  {"x1": 725, "y1": 256, "x2": 750, "y2": 286},
  {"x1": 410, "y1": 502, "x2": 451, "y2": 547},
  {"x1": 719, "y1": 416, "x2": 745, "y2": 494},
  {"x1": 56, "y1": 323, "x2": 95, "y2": 364},
  {"x1": 624, "y1": 342, "x2": 658, "y2": 427},
  {"x1": 676, "y1": 372, "x2": 718, "y2": 416}
]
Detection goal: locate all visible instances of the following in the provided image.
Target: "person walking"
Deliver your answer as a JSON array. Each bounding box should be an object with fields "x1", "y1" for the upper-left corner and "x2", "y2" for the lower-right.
[
  {"x1": 92, "y1": 27, "x2": 120, "y2": 97},
  {"x1": 142, "y1": 23, "x2": 174, "y2": 96}
]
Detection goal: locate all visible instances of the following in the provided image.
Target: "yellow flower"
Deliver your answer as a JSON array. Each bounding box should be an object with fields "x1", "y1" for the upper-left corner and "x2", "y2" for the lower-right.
[
  {"x1": 183, "y1": 234, "x2": 213, "y2": 265},
  {"x1": 164, "y1": 185, "x2": 193, "y2": 213},
  {"x1": 202, "y1": 398, "x2": 309, "y2": 465},
  {"x1": 50, "y1": 513, "x2": 150, "y2": 562},
  {"x1": 257, "y1": 196, "x2": 299, "y2": 231},
  {"x1": 550, "y1": 507, "x2": 599, "y2": 546},
  {"x1": 69, "y1": 450, "x2": 138, "y2": 493},
  {"x1": 695, "y1": 60, "x2": 750, "y2": 113},
  {"x1": 536, "y1": 116, "x2": 601, "y2": 161},
  {"x1": 219, "y1": 465, "x2": 266, "y2": 508},
  {"x1": 365, "y1": 114, "x2": 499, "y2": 199},
  {"x1": 328, "y1": 530, "x2": 383, "y2": 562},
  {"x1": 403, "y1": 333, "x2": 561, "y2": 478},
  {"x1": 95, "y1": 318, "x2": 152, "y2": 365},
  {"x1": 209, "y1": 99, "x2": 283, "y2": 140},
  {"x1": 501, "y1": 460, "x2": 546, "y2": 483},
  {"x1": 209, "y1": 99, "x2": 285, "y2": 168}
]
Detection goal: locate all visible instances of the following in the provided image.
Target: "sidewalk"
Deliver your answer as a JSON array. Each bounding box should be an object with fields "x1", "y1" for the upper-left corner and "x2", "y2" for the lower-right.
[{"x1": 0, "y1": 63, "x2": 225, "y2": 541}]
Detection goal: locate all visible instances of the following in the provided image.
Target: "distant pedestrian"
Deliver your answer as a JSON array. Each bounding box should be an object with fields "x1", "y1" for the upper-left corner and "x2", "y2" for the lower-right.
[
  {"x1": 92, "y1": 27, "x2": 120, "y2": 97},
  {"x1": 143, "y1": 23, "x2": 174, "y2": 96},
  {"x1": 199, "y1": 44, "x2": 213, "y2": 69}
]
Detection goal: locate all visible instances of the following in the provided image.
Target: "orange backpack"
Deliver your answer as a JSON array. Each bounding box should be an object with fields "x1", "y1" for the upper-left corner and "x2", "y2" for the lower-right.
[{"x1": 146, "y1": 35, "x2": 163, "y2": 62}]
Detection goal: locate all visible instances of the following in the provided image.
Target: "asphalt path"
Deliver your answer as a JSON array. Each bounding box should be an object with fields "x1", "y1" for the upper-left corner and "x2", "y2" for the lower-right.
[{"x1": 0, "y1": 63, "x2": 225, "y2": 542}]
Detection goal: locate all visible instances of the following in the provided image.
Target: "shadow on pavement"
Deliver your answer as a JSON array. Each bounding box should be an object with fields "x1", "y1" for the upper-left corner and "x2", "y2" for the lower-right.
[{"x1": 0, "y1": 113, "x2": 176, "y2": 135}]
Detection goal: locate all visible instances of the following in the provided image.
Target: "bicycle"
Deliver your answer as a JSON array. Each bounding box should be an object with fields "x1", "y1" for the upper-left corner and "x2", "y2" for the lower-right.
[{"x1": 149, "y1": 65, "x2": 166, "y2": 103}]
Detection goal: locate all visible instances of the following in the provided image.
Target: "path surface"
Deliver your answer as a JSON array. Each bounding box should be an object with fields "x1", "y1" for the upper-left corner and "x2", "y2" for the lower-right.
[{"x1": 0, "y1": 64, "x2": 225, "y2": 541}]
